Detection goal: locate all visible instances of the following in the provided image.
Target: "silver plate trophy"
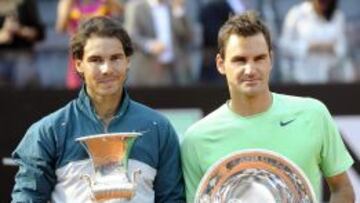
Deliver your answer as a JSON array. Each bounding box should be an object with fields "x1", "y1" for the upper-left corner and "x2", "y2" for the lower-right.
[
  {"x1": 76, "y1": 132, "x2": 141, "y2": 202},
  {"x1": 195, "y1": 149, "x2": 316, "y2": 203}
]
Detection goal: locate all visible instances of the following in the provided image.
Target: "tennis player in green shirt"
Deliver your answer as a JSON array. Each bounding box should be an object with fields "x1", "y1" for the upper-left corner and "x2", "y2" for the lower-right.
[{"x1": 181, "y1": 11, "x2": 355, "y2": 203}]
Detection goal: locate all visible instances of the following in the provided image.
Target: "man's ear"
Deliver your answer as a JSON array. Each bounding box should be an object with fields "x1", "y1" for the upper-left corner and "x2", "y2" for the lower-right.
[
  {"x1": 216, "y1": 54, "x2": 225, "y2": 75},
  {"x1": 74, "y1": 59, "x2": 84, "y2": 75},
  {"x1": 126, "y1": 57, "x2": 131, "y2": 71},
  {"x1": 270, "y1": 50, "x2": 274, "y2": 70}
]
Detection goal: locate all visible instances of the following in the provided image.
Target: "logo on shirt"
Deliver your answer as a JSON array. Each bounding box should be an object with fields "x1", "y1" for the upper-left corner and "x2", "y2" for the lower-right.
[{"x1": 280, "y1": 119, "x2": 296, "y2": 127}]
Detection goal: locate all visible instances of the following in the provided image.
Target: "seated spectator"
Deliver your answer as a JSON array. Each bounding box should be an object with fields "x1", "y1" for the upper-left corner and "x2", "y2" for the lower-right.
[
  {"x1": 0, "y1": 0, "x2": 45, "y2": 88},
  {"x1": 279, "y1": 0, "x2": 354, "y2": 84}
]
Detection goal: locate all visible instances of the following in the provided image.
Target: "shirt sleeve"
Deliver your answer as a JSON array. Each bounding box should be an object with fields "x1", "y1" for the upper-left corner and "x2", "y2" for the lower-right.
[
  {"x1": 154, "y1": 121, "x2": 185, "y2": 203},
  {"x1": 181, "y1": 130, "x2": 203, "y2": 203},
  {"x1": 317, "y1": 102, "x2": 354, "y2": 177},
  {"x1": 11, "y1": 123, "x2": 57, "y2": 202}
]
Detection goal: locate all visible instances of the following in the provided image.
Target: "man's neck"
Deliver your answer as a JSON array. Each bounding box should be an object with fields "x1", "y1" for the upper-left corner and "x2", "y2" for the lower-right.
[
  {"x1": 229, "y1": 91, "x2": 273, "y2": 117},
  {"x1": 88, "y1": 91, "x2": 122, "y2": 122}
]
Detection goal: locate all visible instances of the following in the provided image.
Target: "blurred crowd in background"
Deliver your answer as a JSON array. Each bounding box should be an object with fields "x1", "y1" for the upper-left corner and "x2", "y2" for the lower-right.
[{"x1": 0, "y1": 0, "x2": 359, "y2": 89}]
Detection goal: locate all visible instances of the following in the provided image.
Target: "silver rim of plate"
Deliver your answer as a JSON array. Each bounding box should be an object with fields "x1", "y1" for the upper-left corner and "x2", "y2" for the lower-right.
[{"x1": 195, "y1": 149, "x2": 316, "y2": 203}]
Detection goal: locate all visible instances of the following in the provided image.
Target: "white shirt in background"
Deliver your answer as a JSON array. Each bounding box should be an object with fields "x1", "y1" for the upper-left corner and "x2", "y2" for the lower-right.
[{"x1": 280, "y1": 1, "x2": 352, "y2": 83}]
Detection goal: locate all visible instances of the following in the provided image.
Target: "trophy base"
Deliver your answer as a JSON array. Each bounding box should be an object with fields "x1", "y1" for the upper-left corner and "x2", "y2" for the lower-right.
[
  {"x1": 93, "y1": 189, "x2": 134, "y2": 201},
  {"x1": 92, "y1": 183, "x2": 136, "y2": 201}
]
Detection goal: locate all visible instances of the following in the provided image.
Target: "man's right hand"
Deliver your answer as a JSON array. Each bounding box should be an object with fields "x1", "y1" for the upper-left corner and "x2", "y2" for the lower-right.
[
  {"x1": 3, "y1": 15, "x2": 20, "y2": 33},
  {"x1": 0, "y1": 29, "x2": 13, "y2": 44},
  {"x1": 148, "y1": 40, "x2": 166, "y2": 56}
]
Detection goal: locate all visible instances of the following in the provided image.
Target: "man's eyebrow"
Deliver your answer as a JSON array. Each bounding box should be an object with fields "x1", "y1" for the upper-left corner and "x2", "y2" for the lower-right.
[
  {"x1": 112, "y1": 53, "x2": 125, "y2": 57},
  {"x1": 231, "y1": 56, "x2": 246, "y2": 61},
  {"x1": 254, "y1": 54, "x2": 268, "y2": 59}
]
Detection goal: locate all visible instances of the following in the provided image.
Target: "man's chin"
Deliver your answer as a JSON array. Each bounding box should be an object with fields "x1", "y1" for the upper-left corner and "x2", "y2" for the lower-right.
[
  {"x1": 237, "y1": 86, "x2": 261, "y2": 97},
  {"x1": 97, "y1": 86, "x2": 122, "y2": 96}
]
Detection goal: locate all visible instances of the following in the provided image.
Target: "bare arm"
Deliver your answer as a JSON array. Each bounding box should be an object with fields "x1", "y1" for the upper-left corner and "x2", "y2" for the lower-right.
[
  {"x1": 55, "y1": 0, "x2": 72, "y2": 33},
  {"x1": 326, "y1": 172, "x2": 355, "y2": 203},
  {"x1": 0, "y1": 16, "x2": 16, "y2": 44}
]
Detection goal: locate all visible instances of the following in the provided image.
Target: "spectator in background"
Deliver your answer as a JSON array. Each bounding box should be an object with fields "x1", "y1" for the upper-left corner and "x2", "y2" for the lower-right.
[
  {"x1": 56, "y1": 0, "x2": 123, "y2": 89},
  {"x1": 124, "y1": 0, "x2": 192, "y2": 86},
  {"x1": 0, "y1": 0, "x2": 45, "y2": 88},
  {"x1": 279, "y1": 0, "x2": 354, "y2": 84}
]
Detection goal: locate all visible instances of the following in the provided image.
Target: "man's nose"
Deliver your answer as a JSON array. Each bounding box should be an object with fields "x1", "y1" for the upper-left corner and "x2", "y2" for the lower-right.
[
  {"x1": 243, "y1": 62, "x2": 255, "y2": 75},
  {"x1": 99, "y1": 61, "x2": 113, "y2": 74}
]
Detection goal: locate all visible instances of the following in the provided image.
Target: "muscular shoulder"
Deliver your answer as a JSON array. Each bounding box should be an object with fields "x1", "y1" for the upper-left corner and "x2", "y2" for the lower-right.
[{"x1": 276, "y1": 93, "x2": 330, "y2": 117}]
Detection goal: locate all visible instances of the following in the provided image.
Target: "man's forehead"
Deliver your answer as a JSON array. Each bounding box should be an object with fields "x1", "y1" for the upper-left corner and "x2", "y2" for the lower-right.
[
  {"x1": 226, "y1": 33, "x2": 266, "y2": 44},
  {"x1": 226, "y1": 34, "x2": 267, "y2": 48},
  {"x1": 83, "y1": 35, "x2": 120, "y2": 45},
  {"x1": 223, "y1": 33, "x2": 269, "y2": 54},
  {"x1": 83, "y1": 37, "x2": 124, "y2": 54}
]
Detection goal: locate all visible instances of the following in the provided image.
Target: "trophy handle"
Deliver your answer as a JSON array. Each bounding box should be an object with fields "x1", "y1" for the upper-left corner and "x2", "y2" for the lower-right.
[
  {"x1": 131, "y1": 169, "x2": 141, "y2": 184},
  {"x1": 81, "y1": 174, "x2": 94, "y2": 189},
  {"x1": 81, "y1": 174, "x2": 97, "y2": 201}
]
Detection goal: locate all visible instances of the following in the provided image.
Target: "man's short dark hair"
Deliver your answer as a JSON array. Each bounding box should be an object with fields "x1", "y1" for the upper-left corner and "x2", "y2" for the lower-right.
[
  {"x1": 217, "y1": 11, "x2": 272, "y2": 58},
  {"x1": 70, "y1": 16, "x2": 134, "y2": 60}
]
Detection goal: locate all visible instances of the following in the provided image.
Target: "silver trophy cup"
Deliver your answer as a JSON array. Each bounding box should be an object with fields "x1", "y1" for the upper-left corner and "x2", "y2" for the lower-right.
[{"x1": 76, "y1": 132, "x2": 141, "y2": 202}]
